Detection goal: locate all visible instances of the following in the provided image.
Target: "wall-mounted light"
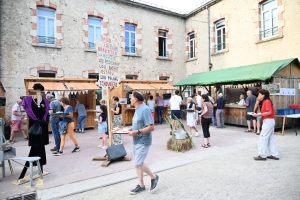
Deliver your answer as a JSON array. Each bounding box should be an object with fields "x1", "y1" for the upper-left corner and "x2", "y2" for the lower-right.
[{"x1": 209, "y1": 63, "x2": 213, "y2": 69}]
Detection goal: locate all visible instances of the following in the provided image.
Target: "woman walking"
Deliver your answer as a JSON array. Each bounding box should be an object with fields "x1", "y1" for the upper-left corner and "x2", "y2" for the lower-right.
[
  {"x1": 97, "y1": 105, "x2": 108, "y2": 149},
  {"x1": 186, "y1": 97, "x2": 198, "y2": 137},
  {"x1": 252, "y1": 89, "x2": 279, "y2": 161},
  {"x1": 111, "y1": 96, "x2": 122, "y2": 145},
  {"x1": 199, "y1": 94, "x2": 213, "y2": 148},
  {"x1": 53, "y1": 97, "x2": 80, "y2": 156}
]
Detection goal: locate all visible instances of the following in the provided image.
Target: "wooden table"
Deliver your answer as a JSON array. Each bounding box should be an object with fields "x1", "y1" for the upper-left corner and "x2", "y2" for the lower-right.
[{"x1": 275, "y1": 114, "x2": 300, "y2": 136}]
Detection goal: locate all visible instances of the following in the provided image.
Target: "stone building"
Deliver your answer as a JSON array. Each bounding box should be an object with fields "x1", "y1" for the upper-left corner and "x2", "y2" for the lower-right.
[{"x1": 0, "y1": 0, "x2": 299, "y2": 118}]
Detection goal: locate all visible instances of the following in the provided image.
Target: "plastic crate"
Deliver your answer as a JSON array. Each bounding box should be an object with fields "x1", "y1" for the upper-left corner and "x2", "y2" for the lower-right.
[
  {"x1": 277, "y1": 109, "x2": 289, "y2": 115},
  {"x1": 289, "y1": 108, "x2": 295, "y2": 114},
  {"x1": 290, "y1": 104, "x2": 300, "y2": 108},
  {"x1": 294, "y1": 108, "x2": 300, "y2": 114}
]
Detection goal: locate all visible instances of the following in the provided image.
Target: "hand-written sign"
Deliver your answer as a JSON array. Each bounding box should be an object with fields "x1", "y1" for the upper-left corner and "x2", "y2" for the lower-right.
[{"x1": 96, "y1": 37, "x2": 120, "y2": 88}]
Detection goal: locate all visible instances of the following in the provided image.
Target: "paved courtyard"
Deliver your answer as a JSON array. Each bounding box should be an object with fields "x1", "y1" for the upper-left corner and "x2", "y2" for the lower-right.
[{"x1": 1, "y1": 121, "x2": 299, "y2": 200}]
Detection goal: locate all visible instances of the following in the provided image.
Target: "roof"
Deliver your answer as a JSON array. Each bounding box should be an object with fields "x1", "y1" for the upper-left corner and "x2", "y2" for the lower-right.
[{"x1": 174, "y1": 58, "x2": 300, "y2": 86}]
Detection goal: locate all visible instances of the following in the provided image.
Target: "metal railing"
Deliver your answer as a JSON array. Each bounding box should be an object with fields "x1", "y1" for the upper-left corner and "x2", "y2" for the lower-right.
[
  {"x1": 214, "y1": 43, "x2": 226, "y2": 51},
  {"x1": 88, "y1": 42, "x2": 96, "y2": 49},
  {"x1": 159, "y1": 51, "x2": 168, "y2": 57},
  {"x1": 260, "y1": 26, "x2": 278, "y2": 40},
  {"x1": 125, "y1": 46, "x2": 137, "y2": 53},
  {"x1": 37, "y1": 36, "x2": 55, "y2": 44},
  {"x1": 188, "y1": 52, "x2": 195, "y2": 59}
]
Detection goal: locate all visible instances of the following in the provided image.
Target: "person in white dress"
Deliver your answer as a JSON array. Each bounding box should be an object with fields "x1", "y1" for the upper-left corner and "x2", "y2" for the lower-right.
[{"x1": 186, "y1": 97, "x2": 199, "y2": 137}]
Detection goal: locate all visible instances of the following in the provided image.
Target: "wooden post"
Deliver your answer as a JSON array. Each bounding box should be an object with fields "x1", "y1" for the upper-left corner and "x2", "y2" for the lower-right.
[{"x1": 106, "y1": 87, "x2": 113, "y2": 146}]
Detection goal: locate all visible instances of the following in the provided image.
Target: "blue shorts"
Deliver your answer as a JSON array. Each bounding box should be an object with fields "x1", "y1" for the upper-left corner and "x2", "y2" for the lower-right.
[
  {"x1": 133, "y1": 144, "x2": 150, "y2": 166},
  {"x1": 98, "y1": 122, "x2": 107, "y2": 134},
  {"x1": 171, "y1": 110, "x2": 181, "y2": 119}
]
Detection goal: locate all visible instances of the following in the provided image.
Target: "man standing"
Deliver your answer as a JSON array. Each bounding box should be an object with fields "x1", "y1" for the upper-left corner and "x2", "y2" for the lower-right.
[
  {"x1": 245, "y1": 90, "x2": 257, "y2": 132},
  {"x1": 155, "y1": 93, "x2": 164, "y2": 124},
  {"x1": 46, "y1": 94, "x2": 61, "y2": 152},
  {"x1": 75, "y1": 100, "x2": 87, "y2": 133},
  {"x1": 9, "y1": 99, "x2": 28, "y2": 143},
  {"x1": 214, "y1": 93, "x2": 226, "y2": 128},
  {"x1": 127, "y1": 91, "x2": 159, "y2": 195},
  {"x1": 169, "y1": 90, "x2": 182, "y2": 120},
  {"x1": 196, "y1": 91, "x2": 202, "y2": 125}
]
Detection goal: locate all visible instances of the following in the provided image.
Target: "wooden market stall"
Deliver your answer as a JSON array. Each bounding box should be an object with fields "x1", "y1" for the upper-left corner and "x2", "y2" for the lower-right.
[
  {"x1": 0, "y1": 81, "x2": 6, "y2": 119},
  {"x1": 24, "y1": 77, "x2": 100, "y2": 130},
  {"x1": 175, "y1": 58, "x2": 300, "y2": 127},
  {"x1": 110, "y1": 79, "x2": 177, "y2": 126}
]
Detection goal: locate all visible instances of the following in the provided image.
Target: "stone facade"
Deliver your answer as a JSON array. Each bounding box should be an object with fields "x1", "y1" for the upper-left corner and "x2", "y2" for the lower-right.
[
  {"x1": 1, "y1": 0, "x2": 300, "y2": 118},
  {"x1": 0, "y1": 0, "x2": 186, "y2": 116}
]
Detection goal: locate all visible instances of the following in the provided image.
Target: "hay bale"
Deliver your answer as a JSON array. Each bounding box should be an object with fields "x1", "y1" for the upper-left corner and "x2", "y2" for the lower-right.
[{"x1": 167, "y1": 137, "x2": 192, "y2": 152}]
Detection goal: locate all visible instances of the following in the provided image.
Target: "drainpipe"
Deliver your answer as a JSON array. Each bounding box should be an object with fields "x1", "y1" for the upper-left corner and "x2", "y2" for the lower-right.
[{"x1": 207, "y1": 5, "x2": 211, "y2": 94}]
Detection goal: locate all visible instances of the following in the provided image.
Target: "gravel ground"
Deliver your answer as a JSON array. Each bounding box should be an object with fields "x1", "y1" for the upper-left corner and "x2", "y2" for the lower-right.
[{"x1": 60, "y1": 132, "x2": 300, "y2": 200}]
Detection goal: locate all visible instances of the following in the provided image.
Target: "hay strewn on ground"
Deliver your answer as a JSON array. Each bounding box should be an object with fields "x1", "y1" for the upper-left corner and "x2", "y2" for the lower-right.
[{"x1": 167, "y1": 137, "x2": 192, "y2": 152}]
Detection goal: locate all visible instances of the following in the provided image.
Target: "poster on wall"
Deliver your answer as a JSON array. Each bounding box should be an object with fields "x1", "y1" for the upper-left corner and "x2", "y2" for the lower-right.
[
  {"x1": 119, "y1": 98, "x2": 127, "y2": 104},
  {"x1": 263, "y1": 83, "x2": 280, "y2": 95}
]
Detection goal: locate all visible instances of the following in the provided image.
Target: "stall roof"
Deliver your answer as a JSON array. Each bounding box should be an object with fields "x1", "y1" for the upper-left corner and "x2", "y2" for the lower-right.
[
  {"x1": 27, "y1": 82, "x2": 66, "y2": 91},
  {"x1": 64, "y1": 82, "x2": 100, "y2": 90},
  {"x1": 124, "y1": 83, "x2": 156, "y2": 91},
  {"x1": 150, "y1": 84, "x2": 177, "y2": 90},
  {"x1": 174, "y1": 58, "x2": 300, "y2": 86}
]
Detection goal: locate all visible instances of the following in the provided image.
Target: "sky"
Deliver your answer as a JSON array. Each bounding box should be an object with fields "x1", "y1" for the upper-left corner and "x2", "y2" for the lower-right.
[{"x1": 134, "y1": 0, "x2": 210, "y2": 14}]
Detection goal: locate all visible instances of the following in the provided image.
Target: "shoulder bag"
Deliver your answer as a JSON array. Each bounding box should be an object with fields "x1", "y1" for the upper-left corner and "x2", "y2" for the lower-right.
[{"x1": 28, "y1": 124, "x2": 42, "y2": 135}]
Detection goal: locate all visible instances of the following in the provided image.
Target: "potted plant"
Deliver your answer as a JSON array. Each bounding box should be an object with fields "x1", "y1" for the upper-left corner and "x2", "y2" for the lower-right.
[{"x1": 165, "y1": 114, "x2": 197, "y2": 152}]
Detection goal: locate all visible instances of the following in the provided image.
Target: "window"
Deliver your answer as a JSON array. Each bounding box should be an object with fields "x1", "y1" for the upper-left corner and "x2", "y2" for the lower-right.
[
  {"x1": 88, "y1": 17, "x2": 102, "y2": 49},
  {"x1": 125, "y1": 25, "x2": 136, "y2": 54},
  {"x1": 188, "y1": 33, "x2": 195, "y2": 59},
  {"x1": 88, "y1": 73, "x2": 99, "y2": 79},
  {"x1": 158, "y1": 31, "x2": 168, "y2": 57},
  {"x1": 215, "y1": 20, "x2": 225, "y2": 51},
  {"x1": 37, "y1": 8, "x2": 55, "y2": 44},
  {"x1": 159, "y1": 76, "x2": 169, "y2": 81},
  {"x1": 38, "y1": 70, "x2": 56, "y2": 78},
  {"x1": 126, "y1": 75, "x2": 138, "y2": 80},
  {"x1": 260, "y1": 0, "x2": 278, "y2": 39}
]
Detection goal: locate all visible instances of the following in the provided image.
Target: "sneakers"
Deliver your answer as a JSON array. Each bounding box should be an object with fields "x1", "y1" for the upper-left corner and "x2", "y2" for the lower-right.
[
  {"x1": 72, "y1": 147, "x2": 81, "y2": 153},
  {"x1": 267, "y1": 155, "x2": 279, "y2": 160},
  {"x1": 150, "y1": 174, "x2": 159, "y2": 192},
  {"x1": 53, "y1": 151, "x2": 63, "y2": 156},
  {"x1": 50, "y1": 147, "x2": 58, "y2": 152},
  {"x1": 129, "y1": 185, "x2": 145, "y2": 195},
  {"x1": 253, "y1": 156, "x2": 266, "y2": 161}
]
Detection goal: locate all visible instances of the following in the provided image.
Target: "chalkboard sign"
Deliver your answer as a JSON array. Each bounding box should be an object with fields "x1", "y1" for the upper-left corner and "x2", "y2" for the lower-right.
[
  {"x1": 262, "y1": 83, "x2": 280, "y2": 95},
  {"x1": 0, "y1": 97, "x2": 6, "y2": 106}
]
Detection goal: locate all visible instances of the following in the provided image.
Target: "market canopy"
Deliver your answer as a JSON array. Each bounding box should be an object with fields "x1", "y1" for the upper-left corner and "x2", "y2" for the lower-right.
[
  {"x1": 174, "y1": 58, "x2": 300, "y2": 86},
  {"x1": 124, "y1": 82, "x2": 177, "y2": 91}
]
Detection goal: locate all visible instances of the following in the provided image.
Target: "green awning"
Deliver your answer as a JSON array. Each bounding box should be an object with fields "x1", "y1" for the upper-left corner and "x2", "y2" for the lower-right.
[{"x1": 174, "y1": 58, "x2": 300, "y2": 86}]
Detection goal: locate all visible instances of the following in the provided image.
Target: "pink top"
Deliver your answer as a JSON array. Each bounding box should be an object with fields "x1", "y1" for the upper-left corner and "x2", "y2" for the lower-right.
[{"x1": 202, "y1": 102, "x2": 213, "y2": 118}]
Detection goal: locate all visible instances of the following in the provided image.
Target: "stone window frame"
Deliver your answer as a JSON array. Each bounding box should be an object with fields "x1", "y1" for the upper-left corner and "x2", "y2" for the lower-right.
[
  {"x1": 254, "y1": 0, "x2": 284, "y2": 43},
  {"x1": 157, "y1": 73, "x2": 173, "y2": 84},
  {"x1": 30, "y1": 1, "x2": 62, "y2": 48},
  {"x1": 186, "y1": 28, "x2": 198, "y2": 61},
  {"x1": 83, "y1": 11, "x2": 108, "y2": 51},
  {"x1": 155, "y1": 26, "x2": 173, "y2": 60},
  {"x1": 125, "y1": 72, "x2": 139, "y2": 80},
  {"x1": 120, "y1": 19, "x2": 142, "y2": 57},
  {"x1": 29, "y1": 65, "x2": 63, "y2": 77},
  {"x1": 210, "y1": 15, "x2": 229, "y2": 55}
]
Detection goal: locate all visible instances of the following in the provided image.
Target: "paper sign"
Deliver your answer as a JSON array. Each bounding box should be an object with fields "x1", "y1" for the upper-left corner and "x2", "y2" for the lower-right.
[{"x1": 119, "y1": 98, "x2": 127, "y2": 104}]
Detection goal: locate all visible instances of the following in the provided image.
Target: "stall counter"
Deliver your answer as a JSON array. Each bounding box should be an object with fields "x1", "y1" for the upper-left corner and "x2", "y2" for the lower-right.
[{"x1": 224, "y1": 104, "x2": 247, "y2": 126}]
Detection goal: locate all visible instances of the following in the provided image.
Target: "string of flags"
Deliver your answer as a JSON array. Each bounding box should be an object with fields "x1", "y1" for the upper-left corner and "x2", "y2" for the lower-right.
[{"x1": 44, "y1": 90, "x2": 89, "y2": 95}]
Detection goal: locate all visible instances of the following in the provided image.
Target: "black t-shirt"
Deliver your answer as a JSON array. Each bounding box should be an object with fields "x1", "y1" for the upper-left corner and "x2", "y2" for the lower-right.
[
  {"x1": 99, "y1": 113, "x2": 107, "y2": 121},
  {"x1": 114, "y1": 103, "x2": 122, "y2": 115}
]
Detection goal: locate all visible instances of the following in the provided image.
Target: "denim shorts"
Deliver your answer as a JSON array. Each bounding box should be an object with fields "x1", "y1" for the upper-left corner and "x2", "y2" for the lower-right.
[{"x1": 133, "y1": 144, "x2": 150, "y2": 166}]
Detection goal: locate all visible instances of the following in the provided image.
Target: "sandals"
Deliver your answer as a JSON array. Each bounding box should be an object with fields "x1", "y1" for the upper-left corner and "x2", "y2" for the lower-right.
[
  {"x1": 201, "y1": 144, "x2": 208, "y2": 148},
  {"x1": 253, "y1": 130, "x2": 257, "y2": 133},
  {"x1": 207, "y1": 143, "x2": 211, "y2": 147},
  {"x1": 24, "y1": 136, "x2": 29, "y2": 140},
  {"x1": 244, "y1": 129, "x2": 252, "y2": 132}
]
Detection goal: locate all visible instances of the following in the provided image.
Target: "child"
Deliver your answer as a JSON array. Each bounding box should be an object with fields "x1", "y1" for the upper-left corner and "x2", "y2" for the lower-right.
[{"x1": 97, "y1": 105, "x2": 108, "y2": 149}]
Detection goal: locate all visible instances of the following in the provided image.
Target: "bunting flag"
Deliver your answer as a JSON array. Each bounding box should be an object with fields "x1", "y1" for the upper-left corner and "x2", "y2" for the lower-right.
[
  {"x1": 54, "y1": 91, "x2": 58, "y2": 97},
  {"x1": 85, "y1": 90, "x2": 88, "y2": 94},
  {"x1": 65, "y1": 91, "x2": 70, "y2": 97},
  {"x1": 78, "y1": 90, "x2": 82, "y2": 94}
]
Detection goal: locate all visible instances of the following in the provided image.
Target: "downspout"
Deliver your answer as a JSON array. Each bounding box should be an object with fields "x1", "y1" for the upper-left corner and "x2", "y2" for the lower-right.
[{"x1": 207, "y1": 5, "x2": 211, "y2": 94}]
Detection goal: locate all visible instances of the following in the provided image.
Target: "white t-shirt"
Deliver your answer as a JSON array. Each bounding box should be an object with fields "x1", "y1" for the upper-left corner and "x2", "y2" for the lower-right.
[
  {"x1": 170, "y1": 95, "x2": 182, "y2": 110},
  {"x1": 147, "y1": 100, "x2": 155, "y2": 112},
  {"x1": 11, "y1": 103, "x2": 22, "y2": 120},
  {"x1": 238, "y1": 99, "x2": 246, "y2": 106},
  {"x1": 196, "y1": 95, "x2": 202, "y2": 108}
]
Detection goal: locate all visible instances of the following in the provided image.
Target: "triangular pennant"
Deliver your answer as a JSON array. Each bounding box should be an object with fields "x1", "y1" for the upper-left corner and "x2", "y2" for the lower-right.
[{"x1": 78, "y1": 90, "x2": 82, "y2": 94}]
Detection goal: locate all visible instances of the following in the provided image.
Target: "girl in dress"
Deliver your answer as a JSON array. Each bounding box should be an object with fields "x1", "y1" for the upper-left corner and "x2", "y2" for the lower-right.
[
  {"x1": 97, "y1": 105, "x2": 108, "y2": 149},
  {"x1": 186, "y1": 97, "x2": 198, "y2": 137}
]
